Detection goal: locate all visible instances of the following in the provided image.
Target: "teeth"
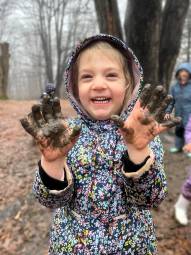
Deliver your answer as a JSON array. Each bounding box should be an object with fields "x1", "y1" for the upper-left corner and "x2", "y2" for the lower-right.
[
  {"x1": 92, "y1": 97, "x2": 111, "y2": 103},
  {"x1": 92, "y1": 97, "x2": 110, "y2": 101}
]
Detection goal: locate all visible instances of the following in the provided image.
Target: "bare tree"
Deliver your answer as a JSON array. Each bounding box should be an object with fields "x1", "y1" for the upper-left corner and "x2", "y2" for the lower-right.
[
  {"x1": 187, "y1": 19, "x2": 191, "y2": 62},
  {"x1": 125, "y1": 0, "x2": 161, "y2": 85},
  {"x1": 30, "y1": 0, "x2": 69, "y2": 95},
  {"x1": 94, "y1": 0, "x2": 190, "y2": 90},
  {"x1": 0, "y1": 0, "x2": 12, "y2": 97},
  {"x1": 93, "y1": 0, "x2": 123, "y2": 40},
  {"x1": 159, "y1": 0, "x2": 190, "y2": 87},
  {"x1": 0, "y1": 0, "x2": 12, "y2": 41},
  {"x1": 18, "y1": 0, "x2": 95, "y2": 97},
  {"x1": 0, "y1": 42, "x2": 9, "y2": 98},
  {"x1": 176, "y1": 3, "x2": 191, "y2": 69}
]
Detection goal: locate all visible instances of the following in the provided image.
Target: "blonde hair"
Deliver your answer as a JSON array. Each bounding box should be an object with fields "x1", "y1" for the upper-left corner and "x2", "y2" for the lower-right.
[{"x1": 72, "y1": 41, "x2": 135, "y2": 107}]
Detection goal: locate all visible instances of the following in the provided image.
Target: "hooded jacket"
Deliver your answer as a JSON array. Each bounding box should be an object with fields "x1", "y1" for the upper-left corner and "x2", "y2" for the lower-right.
[
  {"x1": 33, "y1": 34, "x2": 166, "y2": 255},
  {"x1": 166, "y1": 62, "x2": 191, "y2": 127}
]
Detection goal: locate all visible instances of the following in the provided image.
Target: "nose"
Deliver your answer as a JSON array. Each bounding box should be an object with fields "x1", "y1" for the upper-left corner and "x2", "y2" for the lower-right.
[{"x1": 91, "y1": 75, "x2": 107, "y2": 90}]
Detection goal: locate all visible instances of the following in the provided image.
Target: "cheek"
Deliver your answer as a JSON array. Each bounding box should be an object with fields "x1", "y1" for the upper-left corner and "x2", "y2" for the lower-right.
[
  {"x1": 78, "y1": 86, "x2": 89, "y2": 105},
  {"x1": 118, "y1": 85, "x2": 129, "y2": 107},
  {"x1": 114, "y1": 86, "x2": 126, "y2": 101}
]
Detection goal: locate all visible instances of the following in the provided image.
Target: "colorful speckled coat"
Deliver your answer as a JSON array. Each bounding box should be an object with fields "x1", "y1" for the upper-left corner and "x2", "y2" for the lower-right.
[{"x1": 33, "y1": 34, "x2": 167, "y2": 254}]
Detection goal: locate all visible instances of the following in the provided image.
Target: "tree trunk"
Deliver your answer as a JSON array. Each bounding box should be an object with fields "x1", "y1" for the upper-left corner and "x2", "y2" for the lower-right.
[
  {"x1": 124, "y1": 0, "x2": 161, "y2": 85},
  {"x1": 94, "y1": 0, "x2": 123, "y2": 40},
  {"x1": 159, "y1": 0, "x2": 190, "y2": 89},
  {"x1": 94, "y1": 0, "x2": 189, "y2": 89},
  {"x1": 187, "y1": 20, "x2": 191, "y2": 62},
  {"x1": 0, "y1": 42, "x2": 9, "y2": 98}
]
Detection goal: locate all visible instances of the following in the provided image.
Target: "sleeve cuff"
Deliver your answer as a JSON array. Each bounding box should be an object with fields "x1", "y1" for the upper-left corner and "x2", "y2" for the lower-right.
[
  {"x1": 121, "y1": 150, "x2": 155, "y2": 179},
  {"x1": 122, "y1": 151, "x2": 150, "y2": 172},
  {"x1": 38, "y1": 160, "x2": 69, "y2": 190}
]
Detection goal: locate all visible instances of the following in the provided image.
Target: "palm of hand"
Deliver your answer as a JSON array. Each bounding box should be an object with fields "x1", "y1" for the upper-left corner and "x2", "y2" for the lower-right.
[
  {"x1": 20, "y1": 94, "x2": 80, "y2": 161},
  {"x1": 112, "y1": 84, "x2": 181, "y2": 150}
]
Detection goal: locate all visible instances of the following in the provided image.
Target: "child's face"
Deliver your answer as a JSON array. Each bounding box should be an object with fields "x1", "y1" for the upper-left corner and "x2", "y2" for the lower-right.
[
  {"x1": 77, "y1": 48, "x2": 127, "y2": 120},
  {"x1": 178, "y1": 70, "x2": 190, "y2": 85}
]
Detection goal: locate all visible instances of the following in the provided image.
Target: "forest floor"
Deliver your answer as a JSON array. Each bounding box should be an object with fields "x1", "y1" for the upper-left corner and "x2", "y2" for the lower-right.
[{"x1": 0, "y1": 99, "x2": 191, "y2": 255}]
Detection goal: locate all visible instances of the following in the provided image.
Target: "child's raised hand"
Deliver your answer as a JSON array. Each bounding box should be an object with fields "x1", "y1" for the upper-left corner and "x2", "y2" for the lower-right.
[
  {"x1": 20, "y1": 94, "x2": 81, "y2": 161},
  {"x1": 111, "y1": 84, "x2": 181, "y2": 150}
]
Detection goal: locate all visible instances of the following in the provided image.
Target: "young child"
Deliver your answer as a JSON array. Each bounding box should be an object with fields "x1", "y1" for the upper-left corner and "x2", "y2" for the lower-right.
[
  {"x1": 165, "y1": 63, "x2": 191, "y2": 153},
  {"x1": 20, "y1": 34, "x2": 180, "y2": 254},
  {"x1": 174, "y1": 114, "x2": 191, "y2": 225}
]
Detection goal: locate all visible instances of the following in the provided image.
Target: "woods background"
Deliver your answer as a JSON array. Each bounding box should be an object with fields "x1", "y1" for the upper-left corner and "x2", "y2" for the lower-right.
[
  {"x1": 0, "y1": 0, "x2": 190, "y2": 99},
  {"x1": 1, "y1": 1, "x2": 191, "y2": 254}
]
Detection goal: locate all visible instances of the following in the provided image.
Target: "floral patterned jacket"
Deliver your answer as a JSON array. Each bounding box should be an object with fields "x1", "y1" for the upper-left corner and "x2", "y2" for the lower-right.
[{"x1": 33, "y1": 34, "x2": 167, "y2": 255}]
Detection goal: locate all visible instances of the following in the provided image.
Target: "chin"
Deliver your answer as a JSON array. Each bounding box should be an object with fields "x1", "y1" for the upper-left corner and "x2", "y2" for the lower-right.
[
  {"x1": 92, "y1": 113, "x2": 112, "y2": 121},
  {"x1": 91, "y1": 115, "x2": 107, "y2": 121},
  {"x1": 89, "y1": 110, "x2": 120, "y2": 121},
  {"x1": 97, "y1": 117, "x2": 110, "y2": 121}
]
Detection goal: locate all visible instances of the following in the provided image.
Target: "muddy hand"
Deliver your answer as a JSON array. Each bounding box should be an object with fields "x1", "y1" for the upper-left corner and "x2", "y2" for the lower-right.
[
  {"x1": 111, "y1": 84, "x2": 181, "y2": 150},
  {"x1": 20, "y1": 94, "x2": 81, "y2": 160}
]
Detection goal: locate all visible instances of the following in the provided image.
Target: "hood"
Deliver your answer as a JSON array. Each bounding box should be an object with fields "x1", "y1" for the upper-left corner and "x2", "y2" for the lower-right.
[
  {"x1": 64, "y1": 34, "x2": 143, "y2": 121},
  {"x1": 175, "y1": 62, "x2": 191, "y2": 76}
]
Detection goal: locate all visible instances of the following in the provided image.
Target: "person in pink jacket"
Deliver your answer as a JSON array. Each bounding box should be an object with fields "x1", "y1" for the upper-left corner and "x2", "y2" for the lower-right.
[{"x1": 174, "y1": 114, "x2": 191, "y2": 225}]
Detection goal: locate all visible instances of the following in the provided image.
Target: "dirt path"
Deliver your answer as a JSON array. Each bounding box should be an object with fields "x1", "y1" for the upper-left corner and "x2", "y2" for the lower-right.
[{"x1": 0, "y1": 100, "x2": 190, "y2": 255}]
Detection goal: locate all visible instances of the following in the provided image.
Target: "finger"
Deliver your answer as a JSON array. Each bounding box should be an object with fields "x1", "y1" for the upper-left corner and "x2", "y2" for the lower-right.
[
  {"x1": 139, "y1": 84, "x2": 152, "y2": 108},
  {"x1": 111, "y1": 115, "x2": 134, "y2": 141},
  {"x1": 147, "y1": 85, "x2": 166, "y2": 114},
  {"x1": 52, "y1": 97, "x2": 64, "y2": 119},
  {"x1": 69, "y1": 126, "x2": 81, "y2": 141},
  {"x1": 111, "y1": 115, "x2": 125, "y2": 128},
  {"x1": 41, "y1": 93, "x2": 54, "y2": 122},
  {"x1": 45, "y1": 83, "x2": 56, "y2": 98},
  {"x1": 160, "y1": 117, "x2": 182, "y2": 129},
  {"x1": 20, "y1": 117, "x2": 38, "y2": 138},
  {"x1": 32, "y1": 104, "x2": 46, "y2": 127},
  {"x1": 154, "y1": 95, "x2": 173, "y2": 122}
]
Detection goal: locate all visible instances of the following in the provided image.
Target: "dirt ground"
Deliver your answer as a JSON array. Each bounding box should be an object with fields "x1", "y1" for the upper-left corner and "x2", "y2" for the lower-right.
[{"x1": 0, "y1": 99, "x2": 191, "y2": 255}]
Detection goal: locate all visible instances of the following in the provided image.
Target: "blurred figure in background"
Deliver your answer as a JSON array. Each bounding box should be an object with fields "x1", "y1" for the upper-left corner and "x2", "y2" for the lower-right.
[
  {"x1": 174, "y1": 114, "x2": 191, "y2": 225},
  {"x1": 40, "y1": 82, "x2": 56, "y2": 101},
  {"x1": 165, "y1": 63, "x2": 191, "y2": 155}
]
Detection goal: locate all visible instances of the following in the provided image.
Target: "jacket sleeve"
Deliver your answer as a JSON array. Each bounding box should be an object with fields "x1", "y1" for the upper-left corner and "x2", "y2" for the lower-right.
[
  {"x1": 121, "y1": 136, "x2": 167, "y2": 209},
  {"x1": 166, "y1": 85, "x2": 175, "y2": 113},
  {"x1": 185, "y1": 115, "x2": 191, "y2": 144},
  {"x1": 32, "y1": 160, "x2": 74, "y2": 209}
]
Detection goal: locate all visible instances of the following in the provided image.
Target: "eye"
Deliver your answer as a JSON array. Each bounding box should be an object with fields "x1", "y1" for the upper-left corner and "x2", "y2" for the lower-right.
[
  {"x1": 80, "y1": 74, "x2": 92, "y2": 80},
  {"x1": 106, "y1": 73, "x2": 118, "y2": 79}
]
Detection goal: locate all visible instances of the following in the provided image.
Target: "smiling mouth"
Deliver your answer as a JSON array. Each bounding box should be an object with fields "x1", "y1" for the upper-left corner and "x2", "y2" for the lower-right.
[{"x1": 91, "y1": 97, "x2": 111, "y2": 104}]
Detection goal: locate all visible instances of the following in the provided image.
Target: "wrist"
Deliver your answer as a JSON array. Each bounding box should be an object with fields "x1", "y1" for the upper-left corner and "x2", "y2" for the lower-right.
[
  {"x1": 126, "y1": 144, "x2": 151, "y2": 164},
  {"x1": 41, "y1": 155, "x2": 65, "y2": 180}
]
